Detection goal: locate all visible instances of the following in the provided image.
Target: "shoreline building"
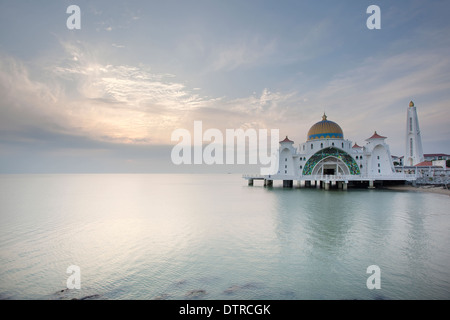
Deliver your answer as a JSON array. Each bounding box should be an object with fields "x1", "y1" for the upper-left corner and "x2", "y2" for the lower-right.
[
  {"x1": 244, "y1": 110, "x2": 417, "y2": 189},
  {"x1": 423, "y1": 153, "x2": 450, "y2": 161},
  {"x1": 280, "y1": 114, "x2": 397, "y2": 178}
]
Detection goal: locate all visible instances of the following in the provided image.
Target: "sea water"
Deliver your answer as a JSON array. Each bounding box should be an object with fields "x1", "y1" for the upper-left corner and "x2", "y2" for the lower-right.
[{"x1": 0, "y1": 174, "x2": 449, "y2": 300}]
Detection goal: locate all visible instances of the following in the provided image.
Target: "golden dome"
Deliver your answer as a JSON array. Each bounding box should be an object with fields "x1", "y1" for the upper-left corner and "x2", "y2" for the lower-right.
[
  {"x1": 307, "y1": 113, "x2": 344, "y2": 140},
  {"x1": 409, "y1": 101, "x2": 414, "y2": 107}
]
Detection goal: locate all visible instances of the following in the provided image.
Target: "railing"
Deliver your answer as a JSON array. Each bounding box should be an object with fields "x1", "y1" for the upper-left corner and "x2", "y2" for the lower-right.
[
  {"x1": 308, "y1": 174, "x2": 350, "y2": 181},
  {"x1": 242, "y1": 173, "x2": 264, "y2": 179},
  {"x1": 307, "y1": 174, "x2": 417, "y2": 181},
  {"x1": 243, "y1": 173, "x2": 418, "y2": 181}
]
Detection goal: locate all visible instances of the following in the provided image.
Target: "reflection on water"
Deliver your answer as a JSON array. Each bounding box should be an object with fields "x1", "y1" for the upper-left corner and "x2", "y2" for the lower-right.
[{"x1": 0, "y1": 174, "x2": 449, "y2": 300}]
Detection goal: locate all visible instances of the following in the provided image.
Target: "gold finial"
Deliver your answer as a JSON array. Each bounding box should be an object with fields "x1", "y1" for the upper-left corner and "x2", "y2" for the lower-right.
[
  {"x1": 409, "y1": 101, "x2": 414, "y2": 107},
  {"x1": 322, "y1": 113, "x2": 327, "y2": 121}
]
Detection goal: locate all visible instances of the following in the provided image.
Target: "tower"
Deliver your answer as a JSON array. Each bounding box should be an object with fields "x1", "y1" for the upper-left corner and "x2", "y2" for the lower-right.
[{"x1": 405, "y1": 101, "x2": 424, "y2": 166}]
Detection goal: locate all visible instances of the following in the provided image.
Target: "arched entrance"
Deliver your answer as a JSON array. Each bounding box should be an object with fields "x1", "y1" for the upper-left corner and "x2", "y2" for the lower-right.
[
  {"x1": 302, "y1": 147, "x2": 360, "y2": 176},
  {"x1": 311, "y1": 156, "x2": 350, "y2": 176}
]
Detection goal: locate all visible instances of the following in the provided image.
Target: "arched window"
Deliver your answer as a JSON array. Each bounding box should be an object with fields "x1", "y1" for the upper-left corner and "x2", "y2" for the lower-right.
[
  {"x1": 342, "y1": 142, "x2": 344, "y2": 148},
  {"x1": 320, "y1": 143, "x2": 323, "y2": 148},
  {"x1": 311, "y1": 144, "x2": 313, "y2": 150},
  {"x1": 360, "y1": 164, "x2": 363, "y2": 168}
]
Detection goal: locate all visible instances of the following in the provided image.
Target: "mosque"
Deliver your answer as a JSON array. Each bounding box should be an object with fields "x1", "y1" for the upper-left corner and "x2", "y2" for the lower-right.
[{"x1": 244, "y1": 101, "x2": 420, "y2": 189}]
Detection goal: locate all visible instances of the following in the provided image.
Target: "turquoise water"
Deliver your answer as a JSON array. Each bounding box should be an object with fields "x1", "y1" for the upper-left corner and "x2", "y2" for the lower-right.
[{"x1": 0, "y1": 174, "x2": 449, "y2": 300}]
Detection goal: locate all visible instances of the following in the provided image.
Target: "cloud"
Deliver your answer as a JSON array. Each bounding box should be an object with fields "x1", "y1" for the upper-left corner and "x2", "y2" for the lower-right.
[
  {"x1": 292, "y1": 49, "x2": 450, "y2": 154},
  {"x1": 0, "y1": 44, "x2": 210, "y2": 146},
  {"x1": 0, "y1": 40, "x2": 302, "y2": 149},
  {"x1": 2, "y1": 32, "x2": 449, "y2": 166},
  {"x1": 0, "y1": 55, "x2": 63, "y2": 132}
]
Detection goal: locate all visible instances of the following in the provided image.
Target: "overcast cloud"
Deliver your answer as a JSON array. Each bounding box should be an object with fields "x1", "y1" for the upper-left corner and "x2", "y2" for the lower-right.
[{"x1": 0, "y1": 0, "x2": 449, "y2": 173}]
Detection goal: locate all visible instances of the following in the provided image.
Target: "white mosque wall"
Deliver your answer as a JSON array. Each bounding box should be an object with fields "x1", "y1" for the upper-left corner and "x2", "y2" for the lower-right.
[
  {"x1": 366, "y1": 144, "x2": 395, "y2": 176},
  {"x1": 278, "y1": 142, "x2": 297, "y2": 176}
]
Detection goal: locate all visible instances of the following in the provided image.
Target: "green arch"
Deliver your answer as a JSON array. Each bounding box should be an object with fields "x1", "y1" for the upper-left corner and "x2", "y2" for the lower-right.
[{"x1": 302, "y1": 147, "x2": 360, "y2": 175}]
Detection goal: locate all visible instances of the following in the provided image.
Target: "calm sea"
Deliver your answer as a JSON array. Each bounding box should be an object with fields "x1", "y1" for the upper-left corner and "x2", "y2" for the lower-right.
[{"x1": 0, "y1": 174, "x2": 449, "y2": 300}]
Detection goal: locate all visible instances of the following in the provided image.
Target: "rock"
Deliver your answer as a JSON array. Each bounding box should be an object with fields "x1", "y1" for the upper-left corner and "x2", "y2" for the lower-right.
[
  {"x1": 57, "y1": 288, "x2": 69, "y2": 294},
  {"x1": 224, "y1": 282, "x2": 263, "y2": 294},
  {"x1": 224, "y1": 285, "x2": 241, "y2": 294},
  {"x1": 241, "y1": 282, "x2": 262, "y2": 289},
  {"x1": 79, "y1": 294, "x2": 100, "y2": 300},
  {"x1": 185, "y1": 289, "x2": 207, "y2": 298},
  {"x1": 175, "y1": 280, "x2": 187, "y2": 286},
  {"x1": 153, "y1": 293, "x2": 170, "y2": 300}
]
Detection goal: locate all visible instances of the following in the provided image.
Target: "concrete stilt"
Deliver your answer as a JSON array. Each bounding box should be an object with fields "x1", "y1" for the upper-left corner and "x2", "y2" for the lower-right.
[
  {"x1": 316, "y1": 180, "x2": 321, "y2": 189},
  {"x1": 343, "y1": 182, "x2": 348, "y2": 191},
  {"x1": 325, "y1": 182, "x2": 330, "y2": 190},
  {"x1": 368, "y1": 180, "x2": 375, "y2": 189}
]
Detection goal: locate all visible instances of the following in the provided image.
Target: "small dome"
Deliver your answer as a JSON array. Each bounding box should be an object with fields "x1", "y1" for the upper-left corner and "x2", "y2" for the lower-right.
[
  {"x1": 307, "y1": 113, "x2": 344, "y2": 141},
  {"x1": 280, "y1": 136, "x2": 294, "y2": 143},
  {"x1": 409, "y1": 101, "x2": 414, "y2": 107},
  {"x1": 366, "y1": 131, "x2": 387, "y2": 141}
]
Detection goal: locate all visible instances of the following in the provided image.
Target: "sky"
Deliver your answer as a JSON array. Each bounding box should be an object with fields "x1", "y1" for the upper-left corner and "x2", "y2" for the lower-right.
[{"x1": 0, "y1": 0, "x2": 449, "y2": 173}]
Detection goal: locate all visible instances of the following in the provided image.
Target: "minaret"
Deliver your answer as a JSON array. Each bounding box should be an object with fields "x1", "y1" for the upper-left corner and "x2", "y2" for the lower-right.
[{"x1": 405, "y1": 101, "x2": 424, "y2": 166}]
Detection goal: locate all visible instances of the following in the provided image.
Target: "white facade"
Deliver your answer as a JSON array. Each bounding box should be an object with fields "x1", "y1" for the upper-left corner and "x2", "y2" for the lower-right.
[
  {"x1": 405, "y1": 101, "x2": 424, "y2": 166},
  {"x1": 278, "y1": 137, "x2": 298, "y2": 177},
  {"x1": 364, "y1": 134, "x2": 396, "y2": 176},
  {"x1": 273, "y1": 115, "x2": 395, "y2": 180}
]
